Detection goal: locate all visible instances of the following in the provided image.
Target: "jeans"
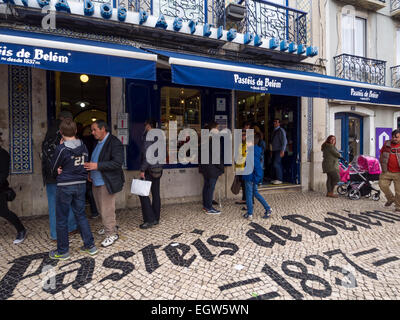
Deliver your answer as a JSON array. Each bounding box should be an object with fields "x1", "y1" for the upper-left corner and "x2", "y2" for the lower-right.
[
  {"x1": 202, "y1": 176, "x2": 218, "y2": 210},
  {"x1": 245, "y1": 180, "x2": 271, "y2": 215},
  {"x1": 139, "y1": 173, "x2": 161, "y2": 223},
  {"x1": 56, "y1": 184, "x2": 94, "y2": 254},
  {"x1": 86, "y1": 181, "x2": 99, "y2": 217},
  {"x1": 272, "y1": 151, "x2": 283, "y2": 181},
  {"x1": 47, "y1": 183, "x2": 77, "y2": 240},
  {"x1": 0, "y1": 192, "x2": 25, "y2": 232}
]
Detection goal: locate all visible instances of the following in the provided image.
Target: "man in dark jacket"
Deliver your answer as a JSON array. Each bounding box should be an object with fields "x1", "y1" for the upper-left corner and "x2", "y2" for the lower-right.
[
  {"x1": 84, "y1": 120, "x2": 125, "y2": 247},
  {"x1": 270, "y1": 119, "x2": 287, "y2": 185},
  {"x1": 138, "y1": 119, "x2": 163, "y2": 229},
  {"x1": 41, "y1": 110, "x2": 77, "y2": 240},
  {"x1": 199, "y1": 122, "x2": 224, "y2": 215},
  {"x1": 0, "y1": 141, "x2": 27, "y2": 244}
]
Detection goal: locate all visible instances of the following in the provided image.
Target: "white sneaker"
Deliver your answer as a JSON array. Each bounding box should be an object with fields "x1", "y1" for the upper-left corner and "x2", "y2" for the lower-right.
[
  {"x1": 272, "y1": 180, "x2": 283, "y2": 185},
  {"x1": 101, "y1": 234, "x2": 119, "y2": 247}
]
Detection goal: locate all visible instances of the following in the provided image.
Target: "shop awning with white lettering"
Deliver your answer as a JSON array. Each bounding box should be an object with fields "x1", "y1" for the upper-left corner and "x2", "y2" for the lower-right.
[
  {"x1": 0, "y1": 28, "x2": 157, "y2": 80},
  {"x1": 149, "y1": 49, "x2": 400, "y2": 106}
]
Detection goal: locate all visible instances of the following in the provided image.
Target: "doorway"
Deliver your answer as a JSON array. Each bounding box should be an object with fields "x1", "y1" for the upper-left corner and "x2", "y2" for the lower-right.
[
  {"x1": 235, "y1": 91, "x2": 301, "y2": 185},
  {"x1": 47, "y1": 71, "x2": 110, "y2": 138},
  {"x1": 335, "y1": 113, "x2": 364, "y2": 162}
]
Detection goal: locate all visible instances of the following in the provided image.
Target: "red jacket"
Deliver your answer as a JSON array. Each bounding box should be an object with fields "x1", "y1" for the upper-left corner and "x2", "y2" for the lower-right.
[{"x1": 380, "y1": 141, "x2": 400, "y2": 173}]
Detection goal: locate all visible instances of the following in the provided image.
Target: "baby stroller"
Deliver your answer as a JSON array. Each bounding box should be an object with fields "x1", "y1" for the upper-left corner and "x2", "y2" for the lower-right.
[{"x1": 337, "y1": 155, "x2": 381, "y2": 201}]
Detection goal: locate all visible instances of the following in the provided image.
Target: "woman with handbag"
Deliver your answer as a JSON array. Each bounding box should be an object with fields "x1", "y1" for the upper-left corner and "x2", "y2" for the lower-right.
[
  {"x1": 138, "y1": 119, "x2": 163, "y2": 229},
  {"x1": 0, "y1": 143, "x2": 27, "y2": 244}
]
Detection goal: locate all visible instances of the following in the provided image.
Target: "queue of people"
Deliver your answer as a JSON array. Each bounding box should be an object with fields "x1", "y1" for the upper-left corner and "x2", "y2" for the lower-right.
[{"x1": 6, "y1": 115, "x2": 400, "y2": 256}]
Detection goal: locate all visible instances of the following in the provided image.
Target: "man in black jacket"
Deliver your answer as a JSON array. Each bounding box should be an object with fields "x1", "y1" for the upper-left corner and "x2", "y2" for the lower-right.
[
  {"x1": 84, "y1": 120, "x2": 125, "y2": 248},
  {"x1": 138, "y1": 119, "x2": 163, "y2": 229},
  {"x1": 0, "y1": 139, "x2": 27, "y2": 244},
  {"x1": 199, "y1": 122, "x2": 224, "y2": 215}
]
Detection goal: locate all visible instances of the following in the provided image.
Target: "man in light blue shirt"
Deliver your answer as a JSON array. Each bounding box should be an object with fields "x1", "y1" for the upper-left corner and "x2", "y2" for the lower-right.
[
  {"x1": 90, "y1": 132, "x2": 109, "y2": 187},
  {"x1": 84, "y1": 120, "x2": 124, "y2": 248}
]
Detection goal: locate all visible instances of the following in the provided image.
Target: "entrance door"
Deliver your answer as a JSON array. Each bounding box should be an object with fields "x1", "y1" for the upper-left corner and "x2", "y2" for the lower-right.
[
  {"x1": 235, "y1": 92, "x2": 300, "y2": 184},
  {"x1": 335, "y1": 113, "x2": 363, "y2": 162}
]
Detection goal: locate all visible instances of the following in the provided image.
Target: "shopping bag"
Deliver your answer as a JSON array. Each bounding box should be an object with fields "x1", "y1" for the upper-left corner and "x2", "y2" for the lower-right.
[
  {"x1": 130, "y1": 179, "x2": 152, "y2": 196},
  {"x1": 230, "y1": 175, "x2": 241, "y2": 195}
]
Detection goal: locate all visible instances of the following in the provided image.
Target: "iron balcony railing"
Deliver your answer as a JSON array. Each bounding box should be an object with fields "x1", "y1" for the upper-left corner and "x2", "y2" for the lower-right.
[
  {"x1": 237, "y1": 0, "x2": 308, "y2": 45},
  {"x1": 334, "y1": 54, "x2": 386, "y2": 86},
  {"x1": 391, "y1": 65, "x2": 400, "y2": 88},
  {"x1": 76, "y1": 0, "x2": 308, "y2": 45},
  {"x1": 391, "y1": 0, "x2": 400, "y2": 11}
]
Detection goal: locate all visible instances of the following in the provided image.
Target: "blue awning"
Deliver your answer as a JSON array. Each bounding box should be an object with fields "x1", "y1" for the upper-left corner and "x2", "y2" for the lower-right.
[
  {"x1": 0, "y1": 29, "x2": 157, "y2": 80},
  {"x1": 150, "y1": 49, "x2": 400, "y2": 106}
]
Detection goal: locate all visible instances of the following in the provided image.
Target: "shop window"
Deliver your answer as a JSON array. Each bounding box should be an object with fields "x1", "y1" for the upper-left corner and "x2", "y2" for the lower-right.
[{"x1": 160, "y1": 86, "x2": 201, "y2": 164}]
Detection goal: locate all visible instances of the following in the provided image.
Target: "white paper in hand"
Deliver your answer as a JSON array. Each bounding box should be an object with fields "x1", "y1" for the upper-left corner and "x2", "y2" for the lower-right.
[{"x1": 130, "y1": 179, "x2": 152, "y2": 196}]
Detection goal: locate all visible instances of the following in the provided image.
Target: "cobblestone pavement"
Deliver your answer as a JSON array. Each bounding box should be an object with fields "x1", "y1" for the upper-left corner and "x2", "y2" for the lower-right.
[{"x1": 1, "y1": 191, "x2": 400, "y2": 300}]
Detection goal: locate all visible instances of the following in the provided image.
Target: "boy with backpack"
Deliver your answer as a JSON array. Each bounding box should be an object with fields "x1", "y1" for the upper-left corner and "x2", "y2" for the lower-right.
[
  {"x1": 243, "y1": 133, "x2": 273, "y2": 220},
  {"x1": 49, "y1": 118, "x2": 97, "y2": 260}
]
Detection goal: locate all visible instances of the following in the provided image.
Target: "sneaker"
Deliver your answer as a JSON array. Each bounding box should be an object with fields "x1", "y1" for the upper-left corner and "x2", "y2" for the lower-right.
[
  {"x1": 101, "y1": 234, "x2": 119, "y2": 247},
  {"x1": 80, "y1": 245, "x2": 98, "y2": 256},
  {"x1": 272, "y1": 180, "x2": 283, "y2": 185},
  {"x1": 205, "y1": 208, "x2": 221, "y2": 215},
  {"x1": 13, "y1": 229, "x2": 27, "y2": 245},
  {"x1": 243, "y1": 213, "x2": 253, "y2": 220},
  {"x1": 263, "y1": 209, "x2": 273, "y2": 219},
  {"x1": 90, "y1": 214, "x2": 100, "y2": 219},
  {"x1": 49, "y1": 250, "x2": 70, "y2": 261}
]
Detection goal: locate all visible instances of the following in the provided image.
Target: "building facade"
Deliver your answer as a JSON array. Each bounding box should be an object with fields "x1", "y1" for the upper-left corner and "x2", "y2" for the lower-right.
[
  {"x1": 0, "y1": 0, "x2": 398, "y2": 218},
  {"x1": 325, "y1": 0, "x2": 400, "y2": 162}
]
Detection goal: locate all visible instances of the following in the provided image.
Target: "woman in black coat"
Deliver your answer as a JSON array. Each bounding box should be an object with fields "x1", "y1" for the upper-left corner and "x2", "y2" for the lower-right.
[{"x1": 0, "y1": 144, "x2": 26, "y2": 244}]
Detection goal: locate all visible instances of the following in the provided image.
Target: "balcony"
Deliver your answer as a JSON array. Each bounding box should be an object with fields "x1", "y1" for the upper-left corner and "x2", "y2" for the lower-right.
[
  {"x1": 334, "y1": 54, "x2": 386, "y2": 86},
  {"x1": 391, "y1": 0, "x2": 400, "y2": 18},
  {"x1": 338, "y1": 0, "x2": 386, "y2": 11},
  {"x1": 76, "y1": 0, "x2": 308, "y2": 46},
  {"x1": 391, "y1": 65, "x2": 400, "y2": 88},
  {"x1": 237, "y1": 0, "x2": 308, "y2": 46}
]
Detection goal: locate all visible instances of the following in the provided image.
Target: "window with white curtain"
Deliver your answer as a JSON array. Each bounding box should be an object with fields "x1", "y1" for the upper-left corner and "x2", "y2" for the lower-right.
[{"x1": 341, "y1": 6, "x2": 366, "y2": 57}]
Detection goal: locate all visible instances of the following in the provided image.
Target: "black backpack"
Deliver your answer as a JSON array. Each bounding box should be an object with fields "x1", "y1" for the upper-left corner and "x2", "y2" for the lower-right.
[{"x1": 41, "y1": 128, "x2": 62, "y2": 184}]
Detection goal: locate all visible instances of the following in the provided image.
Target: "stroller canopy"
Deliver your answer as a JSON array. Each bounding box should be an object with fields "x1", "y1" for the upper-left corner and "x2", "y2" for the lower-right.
[{"x1": 355, "y1": 155, "x2": 382, "y2": 175}]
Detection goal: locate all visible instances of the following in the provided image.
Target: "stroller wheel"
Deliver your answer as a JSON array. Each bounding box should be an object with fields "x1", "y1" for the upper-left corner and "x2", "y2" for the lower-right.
[
  {"x1": 337, "y1": 185, "x2": 348, "y2": 196},
  {"x1": 349, "y1": 189, "x2": 361, "y2": 200},
  {"x1": 372, "y1": 193, "x2": 380, "y2": 201}
]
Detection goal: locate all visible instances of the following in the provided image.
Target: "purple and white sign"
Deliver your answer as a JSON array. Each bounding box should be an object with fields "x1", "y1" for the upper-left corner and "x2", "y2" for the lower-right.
[{"x1": 376, "y1": 128, "x2": 392, "y2": 159}]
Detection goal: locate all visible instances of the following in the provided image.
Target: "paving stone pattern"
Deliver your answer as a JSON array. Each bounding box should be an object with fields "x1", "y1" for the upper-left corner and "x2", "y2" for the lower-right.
[{"x1": 1, "y1": 191, "x2": 400, "y2": 300}]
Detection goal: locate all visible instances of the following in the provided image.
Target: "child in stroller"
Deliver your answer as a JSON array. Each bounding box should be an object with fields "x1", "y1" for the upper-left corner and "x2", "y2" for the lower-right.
[{"x1": 337, "y1": 155, "x2": 381, "y2": 201}]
